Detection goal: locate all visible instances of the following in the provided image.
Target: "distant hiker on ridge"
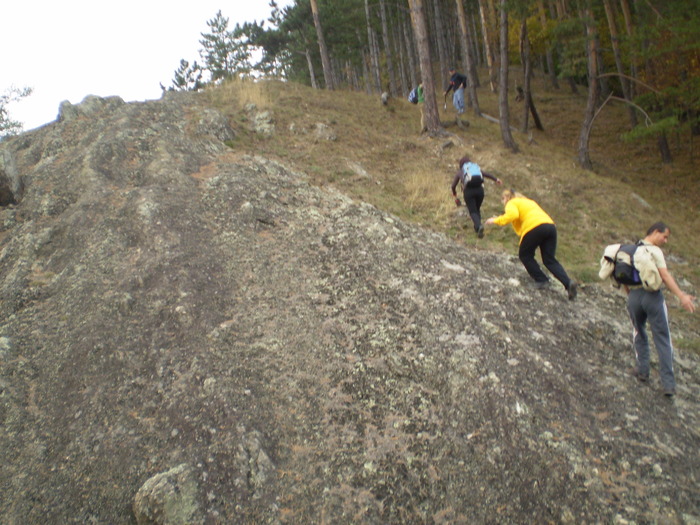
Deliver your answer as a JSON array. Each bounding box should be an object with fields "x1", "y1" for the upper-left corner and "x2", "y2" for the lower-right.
[
  {"x1": 485, "y1": 189, "x2": 578, "y2": 300},
  {"x1": 451, "y1": 155, "x2": 501, "y2": 238}
]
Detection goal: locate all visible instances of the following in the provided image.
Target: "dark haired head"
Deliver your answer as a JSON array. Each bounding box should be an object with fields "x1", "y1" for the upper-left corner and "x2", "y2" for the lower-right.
[
  {"x1": 459, "y1": 155, "x2": 470, "y2": 166},
  {"x1": 647, "y1": 221, "x2": 670, "y2": 236}
]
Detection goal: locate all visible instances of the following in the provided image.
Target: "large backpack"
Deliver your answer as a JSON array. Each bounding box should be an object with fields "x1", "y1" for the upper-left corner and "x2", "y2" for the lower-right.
[
  {"x1": 599, "y1": 242, "x2": 662, "y2": 291},
  {"x1": 408, "y1": 87, "x2": 418, "y2": 104},
  {"x1": 461, "y1": 162, "x2": 484, "y2": 187}
]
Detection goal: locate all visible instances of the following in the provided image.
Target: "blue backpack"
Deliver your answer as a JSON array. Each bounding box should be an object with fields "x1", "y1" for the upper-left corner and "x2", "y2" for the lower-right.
[
  {"x1": 408, "y1": 87, "x2": 418, "y2": 104},
  {"x1": 461, "y1": 162, "x2": 483, "y2": 186}
]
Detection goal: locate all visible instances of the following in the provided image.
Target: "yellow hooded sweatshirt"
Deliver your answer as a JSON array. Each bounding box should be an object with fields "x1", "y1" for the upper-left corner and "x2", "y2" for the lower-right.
[{"x1": 493, "y1": 197, "x2": 554, "y2": 243}]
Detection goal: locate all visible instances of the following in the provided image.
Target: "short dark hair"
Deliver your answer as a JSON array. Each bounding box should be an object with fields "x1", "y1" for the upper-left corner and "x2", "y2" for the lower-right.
[{"x1": 647, "y1": 221, "x2": 670, "y2": 235}]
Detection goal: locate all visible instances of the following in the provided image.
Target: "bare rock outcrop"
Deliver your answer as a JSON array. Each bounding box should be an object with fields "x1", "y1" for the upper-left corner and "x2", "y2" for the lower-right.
[
  {"x1": 0, "y1": 92, "x2": 698, "y2": 524},
  {"x1": 133, "y1": 464, "x2": 203, "y2": 525}
]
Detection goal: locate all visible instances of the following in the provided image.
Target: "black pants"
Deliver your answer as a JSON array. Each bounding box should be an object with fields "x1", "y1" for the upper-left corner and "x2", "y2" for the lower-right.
[
  {"x1": 518, "y1": 223, "x2": 571, "y2": 288},
  {"x1": 463, "y1": 185, "x2": 485, "y2": 232}
]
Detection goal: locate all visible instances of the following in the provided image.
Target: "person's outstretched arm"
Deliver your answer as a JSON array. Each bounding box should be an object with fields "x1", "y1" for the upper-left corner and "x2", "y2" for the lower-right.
[
  {"x1": 659, "y1": 267, "x2": 696, "y2": 312},
  {"x1": 483, "y1": 172, "x2": 502, "y2": 185}
]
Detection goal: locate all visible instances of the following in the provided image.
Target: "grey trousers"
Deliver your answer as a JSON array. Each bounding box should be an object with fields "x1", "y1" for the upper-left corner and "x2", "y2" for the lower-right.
[{"x1": 626, "y1": 288, "x2": 675, "y2": 390}]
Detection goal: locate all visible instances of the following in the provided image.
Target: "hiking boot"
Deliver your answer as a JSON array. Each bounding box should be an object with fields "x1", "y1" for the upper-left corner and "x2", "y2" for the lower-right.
[
  {"x1": 567, "y1": 282, "x2": 578, "y2": 301},
  {"x1": 663, "y1": 388, "x2": 676, "y2": 398},
  {"x1": 631, "y1": 368, "x2": 649, "y2": 383},
  {"x1": 477, "y1": 225, "x2": 485, "y2": 239},
  {"x1": 533, "y1": 280, "x2": 550, "y2": 290}
]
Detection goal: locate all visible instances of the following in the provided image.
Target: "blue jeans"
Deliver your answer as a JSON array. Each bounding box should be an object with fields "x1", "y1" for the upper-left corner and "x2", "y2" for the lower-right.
[{"x1": 453, "y1": 87, "x2": 465, "y2": 114}]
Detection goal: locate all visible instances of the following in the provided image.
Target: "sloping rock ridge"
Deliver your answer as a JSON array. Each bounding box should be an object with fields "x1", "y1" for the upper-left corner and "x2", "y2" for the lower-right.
[{"x1": 1, "y1": 92, "x2": 699, "y2": 524}]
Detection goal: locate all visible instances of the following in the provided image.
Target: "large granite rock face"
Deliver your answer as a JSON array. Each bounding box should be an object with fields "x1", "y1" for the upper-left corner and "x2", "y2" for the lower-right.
[{"x1": 1, "y1": 92, "x2": 699, "y2": 524}]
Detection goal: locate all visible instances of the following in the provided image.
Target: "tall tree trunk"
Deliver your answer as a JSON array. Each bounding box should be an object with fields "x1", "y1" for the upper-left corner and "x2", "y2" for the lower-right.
[
  {"x1": 361, "y1": 47, "x2": 372, "y2": 94},
  {"x1": 469, "y1": 14, "x2": 482, "y2": 87},
  {"x1": 555, "y1": 0, "x2": 569, "y2": 17},
  {"x1": 658, "y1": 132, "x2": 673, "y2": 164},
  {"x1": 310, "y1": 0, "x2": 334, "y2": 90},
  {"x1": 577, "y1": 3, "x2": 600, "y2": 170},
  {"x1": 520, "y1": 19, "x2": 530, "y2": 132},
  {"x1": 471, "y1": 13, "x2": 483, "y2": 76},
  {"x1": 520, "y1": 19, "x2": 544, "y2": 132},
  {"x1": 538, "y1": 0, "x2": 559, "y2": 89},
  {"x1": 478, "y1": 0, "x2": 497, "y2": 91},
  {"x1": 379, "y1": 0, "x2": 397, "y2": 96},
  {"x1": 455, "y1": 0, "x2": 481, "y2": 115},
  {"x1": 403, "y1": 16, "x2": 419, "y2": 90},
  {"x1": 432, "y1": 0, "x2": 450, "y2": 90},
  {"x1": 619, "y1": 0, "x2": 637, "y2": 99},
  {"x1": 498, "y1": 0, "x2": 518, "y2": 152},
  {"x1": 304, "y1": 49, "x2": 318, "y2": 90},
  {"x1": 602, "y1": 0, "x2": 637, "y2": 127},
  {"x1": 595, "y1": 32, "x2": 610, "y2": 99},
  {"x1": 357, "y1": 29, "x2": 373, "y2": 94},
  {"x1": 371, "y1": 30, "x2": 383, "y2": 92},
  {"x1": 344, "y1": 60, "x2": 359, "y2": 90},
  {"x1": 395, "y1": 21, "x2": 409, "y2": 94},
  {"x1": 408, "y1": 0, "x2": 442, "y2": 134},
  {"x1": 365, "y1": 0, "x2": 382, "y2": 94}
]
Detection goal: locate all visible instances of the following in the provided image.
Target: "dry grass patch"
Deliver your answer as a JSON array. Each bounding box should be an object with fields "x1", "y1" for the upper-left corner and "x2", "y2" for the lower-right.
[{"x1": 205, "y1": 77, "x2": 274, "y2": 110}]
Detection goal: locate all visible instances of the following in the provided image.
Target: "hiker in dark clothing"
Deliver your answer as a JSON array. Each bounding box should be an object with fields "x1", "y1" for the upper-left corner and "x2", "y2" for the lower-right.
[
  {"x1": 451, "y1": 155, "x2": 501, "y2": 238},
  {"x1": 444, "y1": 68, "x2": 467, "y2": 114}
]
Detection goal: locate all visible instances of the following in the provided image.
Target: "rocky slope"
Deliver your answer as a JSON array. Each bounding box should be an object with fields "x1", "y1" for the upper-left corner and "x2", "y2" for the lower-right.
[{"x1": 1, "y1": 91, "x2": 698, "y2": 524}]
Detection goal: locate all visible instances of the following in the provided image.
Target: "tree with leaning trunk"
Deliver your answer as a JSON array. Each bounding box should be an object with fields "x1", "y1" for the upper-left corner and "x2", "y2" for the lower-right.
[{"x1": 310, "y1": 0, "x2": 334, "y2": 90}]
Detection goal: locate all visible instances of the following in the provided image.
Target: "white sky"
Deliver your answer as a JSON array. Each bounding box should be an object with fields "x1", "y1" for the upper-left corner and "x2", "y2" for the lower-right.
[{"x1": 3, "y1": 1, "x2": 289, "y2": 132}]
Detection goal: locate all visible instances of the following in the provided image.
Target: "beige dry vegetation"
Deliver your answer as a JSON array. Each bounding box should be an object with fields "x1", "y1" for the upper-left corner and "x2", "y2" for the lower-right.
[
  {"x1": 205, "y1": 74, "x2": 698, "y2": 348},
  {"x1": 207, "y1": 78, "x2": 274, "y2": 109}
]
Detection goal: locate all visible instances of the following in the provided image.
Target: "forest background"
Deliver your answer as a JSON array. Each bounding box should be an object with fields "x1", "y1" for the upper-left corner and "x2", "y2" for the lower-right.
[{"x1": 163, "y1": 0, "x2": 700, "y2": 168}]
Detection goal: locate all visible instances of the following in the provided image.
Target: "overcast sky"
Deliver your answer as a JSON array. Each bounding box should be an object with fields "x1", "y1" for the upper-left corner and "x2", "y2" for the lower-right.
[{"x1": 3, "y1": 1, "x2": 290, "y2": 131}]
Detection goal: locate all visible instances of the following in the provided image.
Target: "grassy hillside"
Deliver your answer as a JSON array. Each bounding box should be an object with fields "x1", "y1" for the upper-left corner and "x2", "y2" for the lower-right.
[{"x1": 204, "y1": 73, "x2": 699, "y2": 346}]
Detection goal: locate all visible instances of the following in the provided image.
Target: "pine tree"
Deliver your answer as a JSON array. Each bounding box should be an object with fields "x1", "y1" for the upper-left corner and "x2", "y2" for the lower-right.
[
  {"x1": 0, "y1": 86, "x2": 32, "y2": 139},
  {"x1": 171, "y1": 60, "x2": 204, "y2": 91},
  {"x1": 199, "y1": 10, "x2": 236, "y2": 82}
]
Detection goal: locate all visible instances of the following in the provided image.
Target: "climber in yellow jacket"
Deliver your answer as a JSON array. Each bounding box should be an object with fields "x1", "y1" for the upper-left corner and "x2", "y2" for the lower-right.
[{"x1": 485, "y1": 189, "x2": 577, "y2": 300}]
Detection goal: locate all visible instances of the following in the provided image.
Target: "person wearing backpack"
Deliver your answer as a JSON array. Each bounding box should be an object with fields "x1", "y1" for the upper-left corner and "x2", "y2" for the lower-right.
[
  {"x1": 485, "y1": 189, "x2": 578, "y2": 300},
  {"x1": 623, "y1": 222, "x2": 695, "y2": 397},
  {"x1": 451, "y1": 155, "x2": 502, "y2": 238}
]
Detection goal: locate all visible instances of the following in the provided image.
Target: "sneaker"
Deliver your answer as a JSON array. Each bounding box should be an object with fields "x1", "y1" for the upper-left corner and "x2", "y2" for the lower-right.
[
  {"x1": 533, "y1": 280, "x2": 550, "y2": 290},
  {"x1": 631, "y1": 368, "x2": 649, "y2": 383},
  {"x1": 477, "y1": 225, "x2": 485, "y2": 239},
  {"x1": 663, "y1": 388, "x2": 676, "y2": 398},
  {"x1": 567, "y1": 282, "x2": 578, "y2": 301}
]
